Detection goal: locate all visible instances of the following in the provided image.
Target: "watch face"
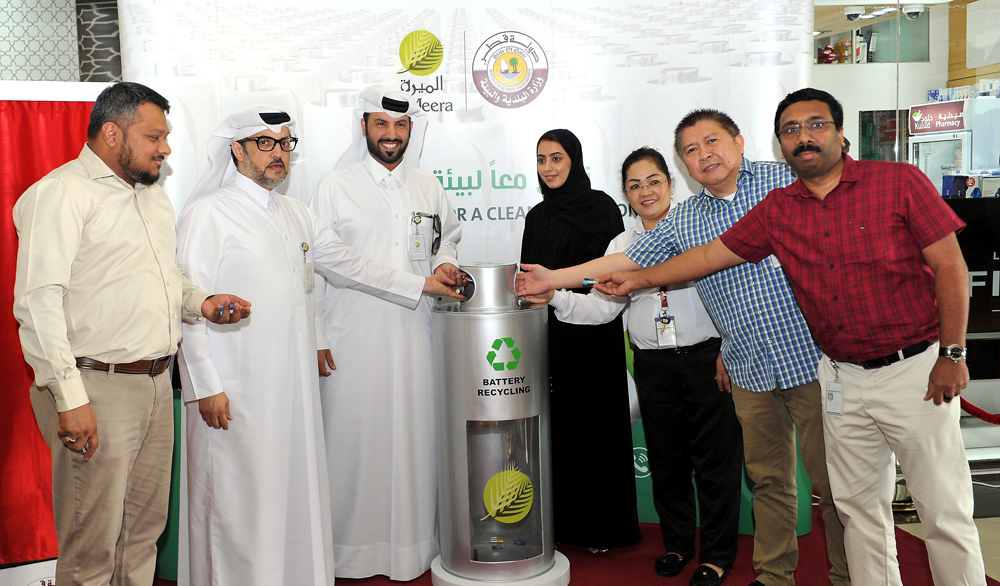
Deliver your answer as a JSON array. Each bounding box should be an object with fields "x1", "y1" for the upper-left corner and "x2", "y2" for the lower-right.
[{"x1": 944, "y1": 345, "x2": 966, "y2": 360}]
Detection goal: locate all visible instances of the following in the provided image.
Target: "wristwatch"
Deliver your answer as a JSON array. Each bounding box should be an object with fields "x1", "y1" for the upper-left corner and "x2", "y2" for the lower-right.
[{"x1": 939, "y1": 344, "x2": 967, "y2": 362}]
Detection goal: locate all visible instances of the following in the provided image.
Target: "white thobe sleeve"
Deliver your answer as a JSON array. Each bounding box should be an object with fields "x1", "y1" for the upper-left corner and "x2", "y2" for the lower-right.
[
  {"x1": 430, "y1": 182, "x2": 461, "y2": 271},
  {"x1": 313, "y1": 271, "x2": 329, "y2": 350},
  {"x1": 176, "y1": 198, "x2": 227, "y2": 402},
  {"x1": 308, "y1": 210, "x2": 424, "y2": 310}
]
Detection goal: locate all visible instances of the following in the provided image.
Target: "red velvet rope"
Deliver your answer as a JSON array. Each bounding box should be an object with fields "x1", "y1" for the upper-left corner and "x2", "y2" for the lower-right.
[{"x1": 961, "y1": 398, "x2": 1000, "y2": 425}]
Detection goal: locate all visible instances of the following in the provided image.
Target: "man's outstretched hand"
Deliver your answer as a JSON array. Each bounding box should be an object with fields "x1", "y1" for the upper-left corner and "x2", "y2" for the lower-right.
[
  {"x1": 425, "y1": 268, "x2": 467, "y2": 301},
  {"x1": 202, "y1": 294, "x2": 252, "y2": 324},
  {"x1": 593, "y1": 272, "x2": 638, "y2": 297}
]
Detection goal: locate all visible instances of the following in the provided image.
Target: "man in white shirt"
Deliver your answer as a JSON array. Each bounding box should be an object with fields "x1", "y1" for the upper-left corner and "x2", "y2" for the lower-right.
[
  {"x1": 176, "y1": 107, "x2": 462, "y2": 586},
  {"x1": 309, "y1": 85, "x2": 463, "y2": 580},
  {"x1": 13, "y1": 81, "x2": 250, "y2": 586}
]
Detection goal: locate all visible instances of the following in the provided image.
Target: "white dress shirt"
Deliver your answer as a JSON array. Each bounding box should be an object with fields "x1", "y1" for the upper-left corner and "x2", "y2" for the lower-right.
[
  {"x1": 550, "y1": 216, "x2": 718, "y2": 350},
  {"x1": 13, "y1": 145, "x2": 209, "y2": 411}
]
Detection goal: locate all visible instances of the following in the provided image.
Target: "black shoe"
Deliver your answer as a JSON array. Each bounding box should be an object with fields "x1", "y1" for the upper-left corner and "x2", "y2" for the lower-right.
[
  {"x1": 655, "y1": 552, "x2": 689, "y2": 577},
  {"x1": 689, "y1": 565, "x2": 729, "y2": 586},
  {"x1": 748, "y1": 581, "x2": 766, "y2": 586}
]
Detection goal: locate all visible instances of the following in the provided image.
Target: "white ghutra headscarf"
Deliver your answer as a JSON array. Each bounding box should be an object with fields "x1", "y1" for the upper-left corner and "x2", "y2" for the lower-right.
[
  {"x1": 187, "y1": 106, "x2": 296, "y2": 204},
  {"x1": 334, "y1": 84, "x2": 428, "y2": 169}
]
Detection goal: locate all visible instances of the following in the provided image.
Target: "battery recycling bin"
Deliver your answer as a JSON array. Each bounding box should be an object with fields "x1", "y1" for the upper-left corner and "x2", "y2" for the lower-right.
[{"x1": 430, "y1": 263, "x2": 569, "y2": 586}]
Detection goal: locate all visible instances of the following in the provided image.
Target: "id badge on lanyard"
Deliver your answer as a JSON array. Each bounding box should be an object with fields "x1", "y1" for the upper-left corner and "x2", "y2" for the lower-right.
[
  {"x1": 409, "y1": 212, "x2": 428, "y2": 261},
  {"x1": 654, "y1": 288, "x2": 677, "y2": 349},
  {"x1": 826, "y1": 359, "x2": 843, "y2": 415},
  {"x1": 301, "y1": 242, "x2": 314, "y2": 293}
]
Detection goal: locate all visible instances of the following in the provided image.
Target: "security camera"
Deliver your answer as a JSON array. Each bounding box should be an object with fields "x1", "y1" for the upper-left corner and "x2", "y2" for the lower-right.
[
  {"x1": 902, "y1": 4, "x2": 924, "y2": 20},
  {"x1": 843, "y1": 6, "x2": 865, "y2": 21}
]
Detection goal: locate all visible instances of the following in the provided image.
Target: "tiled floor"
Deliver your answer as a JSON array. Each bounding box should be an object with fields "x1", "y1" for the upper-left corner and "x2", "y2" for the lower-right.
[{"x1": 898, "y1": 517, "x2": 1000, "y2": 579}]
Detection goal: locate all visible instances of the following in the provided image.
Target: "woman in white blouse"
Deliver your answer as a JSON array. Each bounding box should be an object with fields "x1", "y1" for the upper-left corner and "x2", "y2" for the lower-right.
[{"x1": 522, "y1": 148, "x2": 744, "y2": 586}]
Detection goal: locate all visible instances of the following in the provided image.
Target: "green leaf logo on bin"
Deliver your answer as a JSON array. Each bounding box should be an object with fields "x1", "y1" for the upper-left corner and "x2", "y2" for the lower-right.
[
  {"x1": 487, "y1": 337, "x2": 521, "y2": 371},
  {"x1": 481, "y1": 463, "x2": 533, "y2": 524}
]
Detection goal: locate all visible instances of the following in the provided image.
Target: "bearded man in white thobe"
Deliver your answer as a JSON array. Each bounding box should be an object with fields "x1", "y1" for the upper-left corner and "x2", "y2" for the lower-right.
[
  {"x1": 309, "y1": 86, "x2": 463, "y2": 580},
  {"x1": 176, "y1": 107, "x2": 463, "y2": 586}
]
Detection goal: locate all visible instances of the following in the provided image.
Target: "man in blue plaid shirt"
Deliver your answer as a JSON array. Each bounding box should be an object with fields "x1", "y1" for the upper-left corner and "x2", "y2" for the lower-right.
[{"x1": 516, "y1": 110, "x2": 849, "y2": 586}]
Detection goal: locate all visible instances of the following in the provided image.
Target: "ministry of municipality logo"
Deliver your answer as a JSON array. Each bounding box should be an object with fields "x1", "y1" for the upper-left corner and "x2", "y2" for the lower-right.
[{"x1": 472, "y1": 31, "x2": 548, "y2": 108}]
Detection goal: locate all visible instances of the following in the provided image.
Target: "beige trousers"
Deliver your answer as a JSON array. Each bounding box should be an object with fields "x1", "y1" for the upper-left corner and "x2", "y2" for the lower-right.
[
  {"x1": 31, "y1": 367, "x2": 173, "y2": 586},
  {"x1": 732, "y1": 381, "x2": 850, "y2": 586},
  {"x1": 818, "y1": 344, "x2": 985, "y2": 586}
]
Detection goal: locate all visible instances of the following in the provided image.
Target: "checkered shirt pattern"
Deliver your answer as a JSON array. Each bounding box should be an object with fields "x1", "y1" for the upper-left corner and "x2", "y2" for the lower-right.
[
  {"x1": 626, "y1": 158, "x2": 822, "y2": 393},
  {"x1": 721, "y1": 156, "x2": 965, "y2": 362}
]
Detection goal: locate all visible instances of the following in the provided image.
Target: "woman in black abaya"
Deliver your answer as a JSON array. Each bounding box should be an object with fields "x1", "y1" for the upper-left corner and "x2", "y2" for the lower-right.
[{"x1": 520, "y1": 129, "x2": 641, "y2": 550}]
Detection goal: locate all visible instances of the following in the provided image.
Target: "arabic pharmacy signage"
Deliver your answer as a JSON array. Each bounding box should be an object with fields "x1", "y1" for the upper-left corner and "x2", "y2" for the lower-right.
[
  {"x1": 472, "y1": 31, "x2": 549, "y2": 108},
  {"x1": 909, "y1": 100, "x2": 967, "y2": 135}
]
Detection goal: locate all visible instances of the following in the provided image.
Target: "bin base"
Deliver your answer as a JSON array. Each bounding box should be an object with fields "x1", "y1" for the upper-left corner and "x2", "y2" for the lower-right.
[{"x1": 431, "y1": 552, "x2": 570, "y2": 586}]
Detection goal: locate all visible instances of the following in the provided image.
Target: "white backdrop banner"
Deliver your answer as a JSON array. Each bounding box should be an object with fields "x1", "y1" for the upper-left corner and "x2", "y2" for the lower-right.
[
  {"x1": 117, "y1": 3, "x2": 812, "y2": 581},
  {"x1": 119, "y1": 0, "x2": 812, "y2": 263}
]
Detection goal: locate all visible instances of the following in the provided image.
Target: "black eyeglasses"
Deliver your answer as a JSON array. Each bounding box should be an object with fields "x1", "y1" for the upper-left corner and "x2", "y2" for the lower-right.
[
  {"x1": 237, "y1": 136, "x2": 298, "y2": 152},
  {"x1": 412, "y1": 212, "x2": 442, "y2": 254},
  {"x1": 778, "y1": 120, "x2": 835, "y2": 139}
]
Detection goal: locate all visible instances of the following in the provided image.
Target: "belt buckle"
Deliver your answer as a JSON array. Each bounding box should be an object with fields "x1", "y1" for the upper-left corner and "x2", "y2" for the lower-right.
[
  {"x1": 149, "y1": 356, "x2": 167, "y2": 376},
  {"x1": 875, "y1": 355, "x2": 895, "y2": 369}
]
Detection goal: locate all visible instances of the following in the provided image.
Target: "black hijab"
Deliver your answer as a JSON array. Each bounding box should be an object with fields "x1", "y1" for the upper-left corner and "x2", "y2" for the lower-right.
[
  {"x1": 522, "y1": 129, "x2": 624, "y2": 271},
  {"x1": 535, "y1": 129, "x2": 622, "y2": 236}
]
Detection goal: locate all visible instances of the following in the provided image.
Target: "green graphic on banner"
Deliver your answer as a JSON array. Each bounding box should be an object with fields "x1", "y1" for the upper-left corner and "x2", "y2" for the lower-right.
[
  {"x1": 487, "y1": 337, "x2": 521, "y2": 371},
  {"x1": 481, "y1": 463, "x2": 534, "y2": 523},
  {"x1": 397, "y1": 30, "x2": 443, "y2": 76}
]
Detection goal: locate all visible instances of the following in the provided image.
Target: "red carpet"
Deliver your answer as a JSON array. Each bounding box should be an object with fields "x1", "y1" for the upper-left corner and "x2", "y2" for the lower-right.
[
  {"x1": 336, "y1": 506, "x2": 999, "y2": 586},
  {"x1": 155, "y1": 506, "x2": 999, "y2": 585}
]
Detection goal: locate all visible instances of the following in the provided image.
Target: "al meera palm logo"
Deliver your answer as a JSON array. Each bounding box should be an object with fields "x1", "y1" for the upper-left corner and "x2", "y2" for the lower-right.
[
  {"x1": 481, "y1": 462, "x2": 533, "y2": 524},
  {"x1": 486, "y1": 337, "x2": 520, "y2": 371},
  {"x1": 397, "y1": 30, "x2": 443, "y2": 76}
]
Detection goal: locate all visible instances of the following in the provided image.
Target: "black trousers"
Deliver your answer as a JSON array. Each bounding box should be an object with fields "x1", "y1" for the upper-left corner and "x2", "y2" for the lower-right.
[{"x1": 633, "y1": 338, "x2": 743, "y2": 568}]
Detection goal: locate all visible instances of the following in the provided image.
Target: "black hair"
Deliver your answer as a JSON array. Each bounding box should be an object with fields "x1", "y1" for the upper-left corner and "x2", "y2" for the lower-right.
[
  {"x1": 87, "y1": 82, "x2": 170, "y2": 140},
  {"x1": 673, "y1": 109, "x2": 740, "y2": 155},
  {"x1": 620, "y1": 147, "x2": 672, "y2": 195},
  {"x1": 773, "y1": 88, "x2": 844, "y2": 137},
  {"x1": 537, "y1": 130, "x2": 569, "y2": 151}
]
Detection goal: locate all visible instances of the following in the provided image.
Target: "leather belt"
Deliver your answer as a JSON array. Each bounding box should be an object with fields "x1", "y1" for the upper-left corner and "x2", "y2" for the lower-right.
[
  {"x1": 846, "y1": 340, "x2": 933, "y2": 370},
  {"x1": 661, "y1": 337, "x2": 721, "y2": 355},
  {"x1": 76, "y1": 356, "x2": 173, "y2": 376}
]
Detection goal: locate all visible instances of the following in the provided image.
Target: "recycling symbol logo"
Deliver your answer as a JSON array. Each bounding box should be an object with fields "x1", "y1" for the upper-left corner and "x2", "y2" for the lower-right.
[{"x1": 487, "y1": 337, "x2": 521, "y2": 371}]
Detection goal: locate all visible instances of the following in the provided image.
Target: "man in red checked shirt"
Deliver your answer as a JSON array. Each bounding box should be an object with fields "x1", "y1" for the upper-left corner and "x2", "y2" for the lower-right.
[{"x1": 593, "y1": 87, "x2": 985, "y2": 586}]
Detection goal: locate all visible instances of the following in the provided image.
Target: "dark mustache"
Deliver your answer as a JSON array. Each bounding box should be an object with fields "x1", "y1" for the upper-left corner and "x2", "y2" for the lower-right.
[{"x1": 793, "y1": 144, "x2": 822, "y2": 156}]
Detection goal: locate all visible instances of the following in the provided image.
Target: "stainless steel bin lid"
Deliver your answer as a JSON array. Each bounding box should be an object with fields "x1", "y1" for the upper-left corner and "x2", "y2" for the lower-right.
[{"x1": 441, "y1": 263, "x2": 522, "y2": 313}]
